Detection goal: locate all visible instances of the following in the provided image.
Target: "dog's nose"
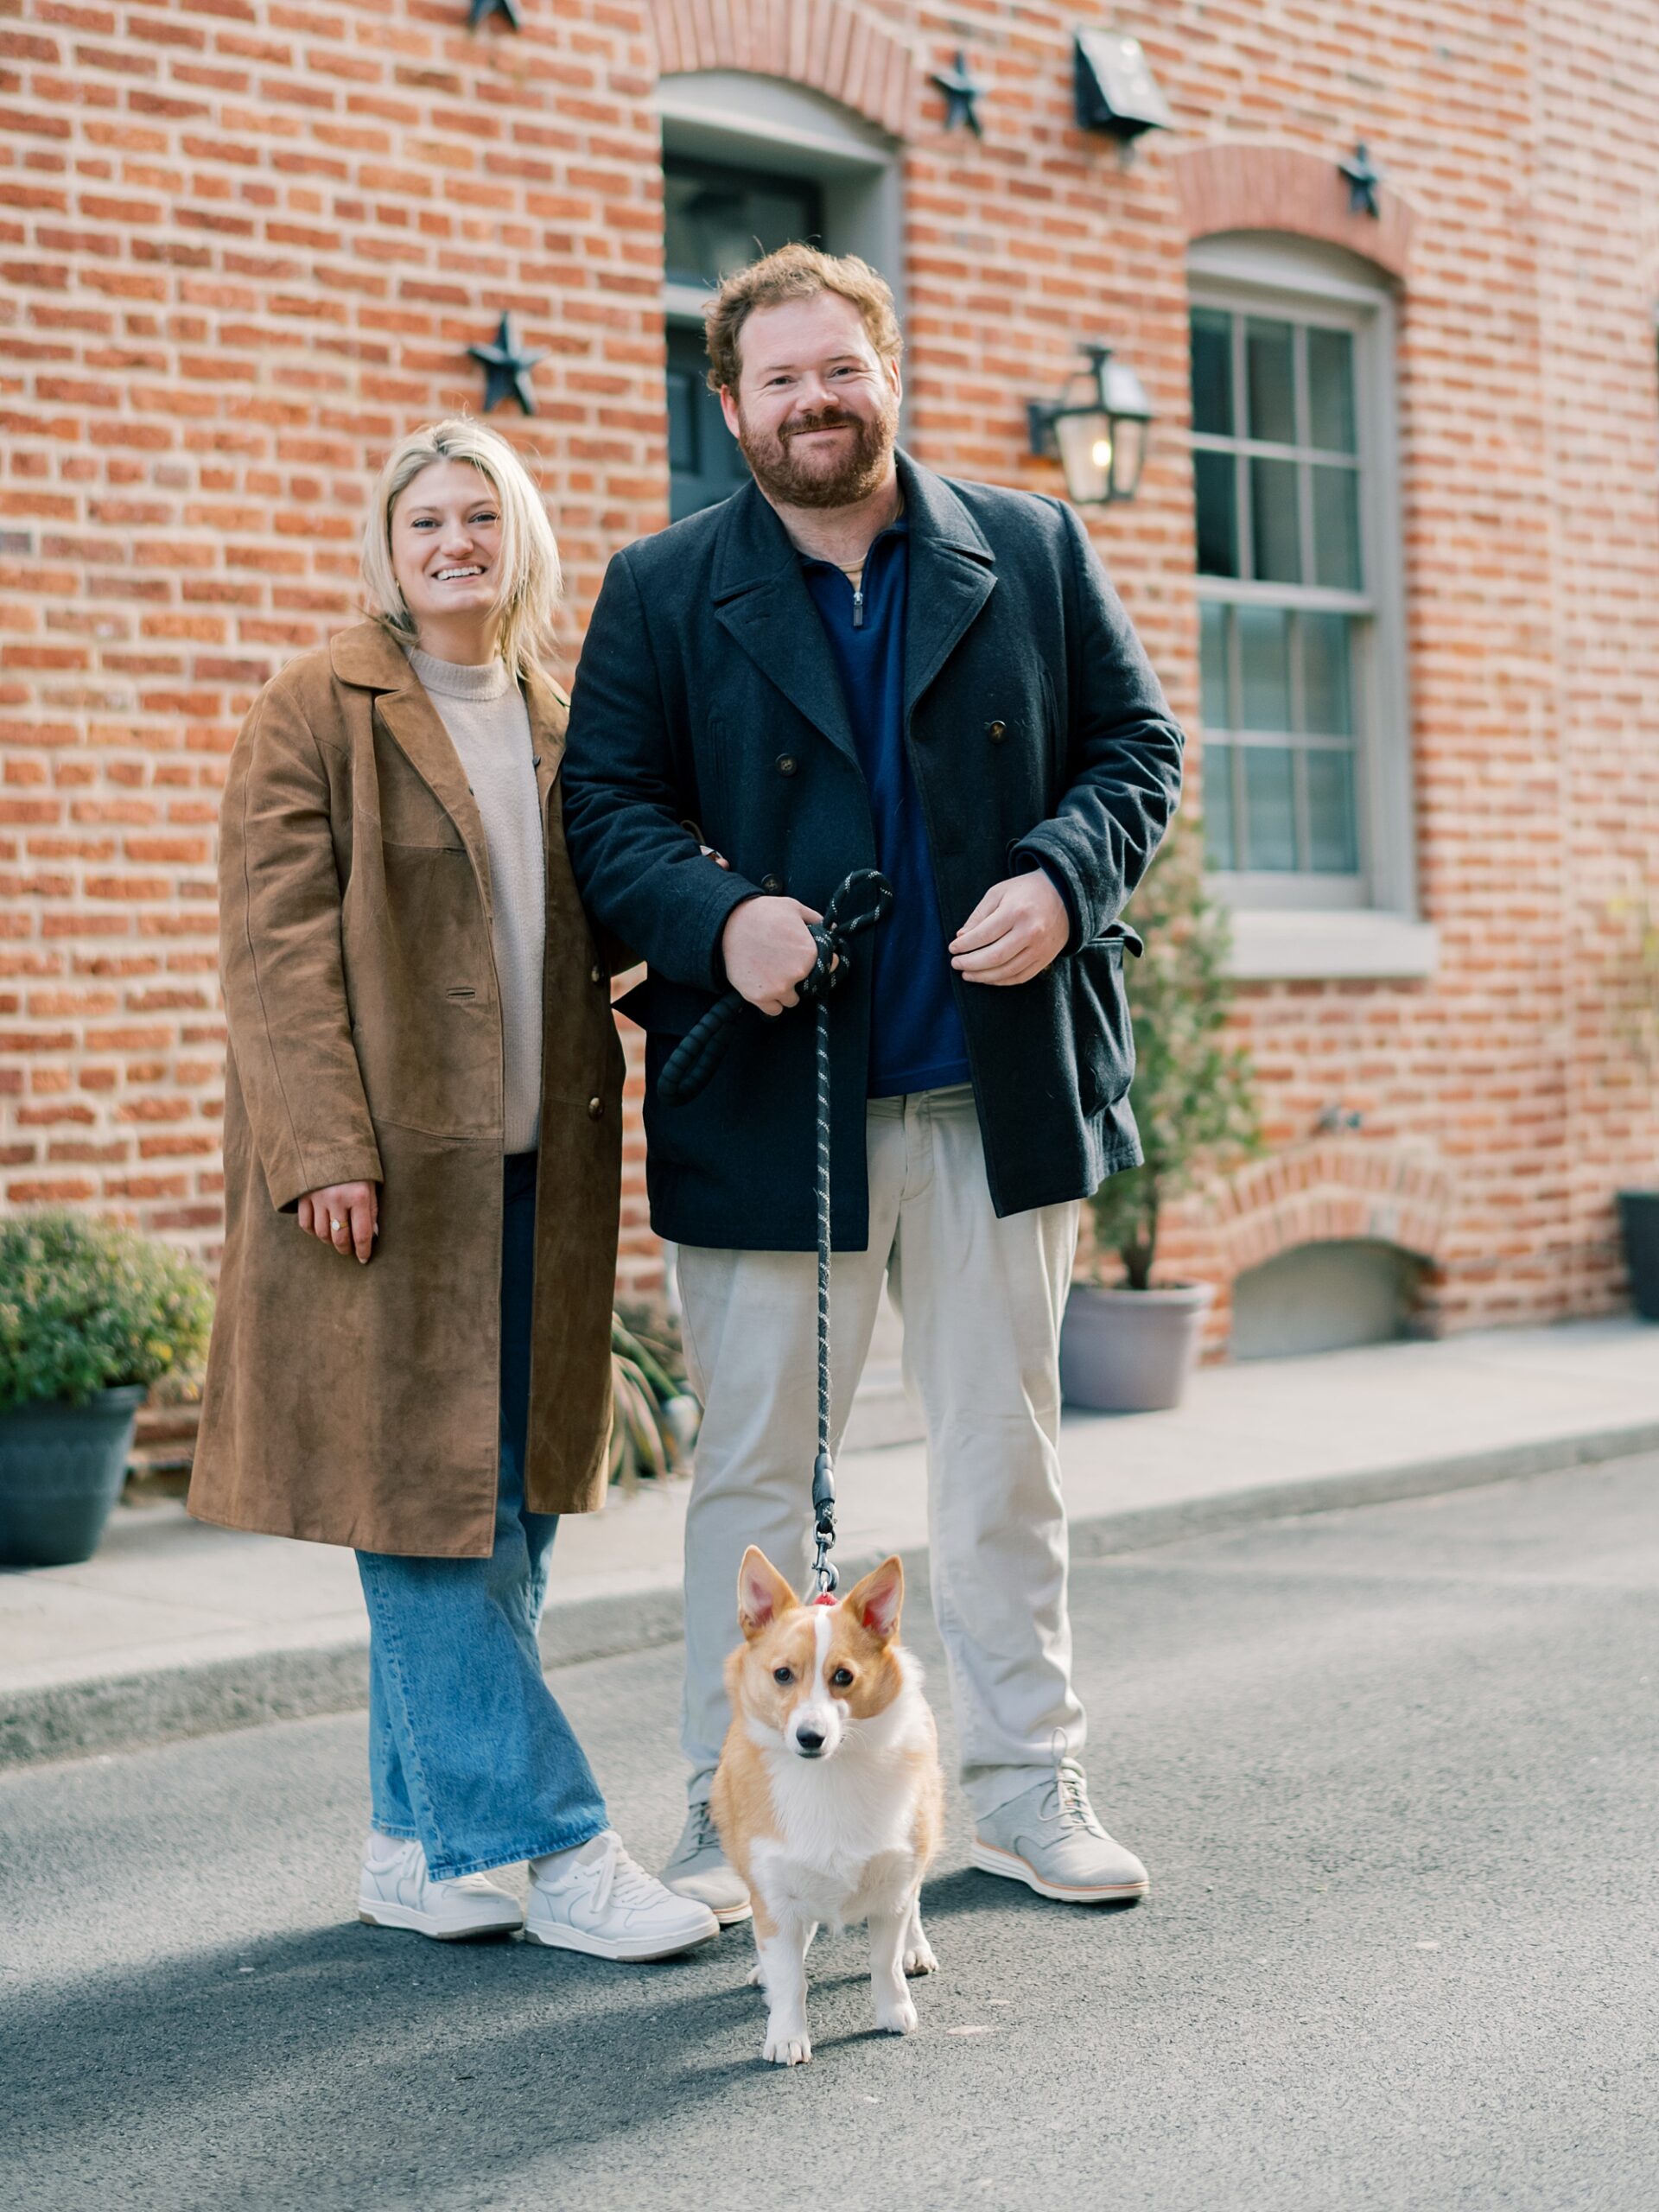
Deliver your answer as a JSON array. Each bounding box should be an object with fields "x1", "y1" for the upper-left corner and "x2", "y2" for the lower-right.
[{"x1": 794, "y1": 1727, "x2": 825, "y2": 1754}]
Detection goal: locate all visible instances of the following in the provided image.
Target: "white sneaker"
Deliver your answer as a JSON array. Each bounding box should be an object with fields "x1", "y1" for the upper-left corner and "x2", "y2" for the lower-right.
[
  {"x1": 523, "y1": 1830, "x2": 721, "y2": 1962},
  {"x1": 357, "y1": 1836, "x2": 523, "y2": 1941}
]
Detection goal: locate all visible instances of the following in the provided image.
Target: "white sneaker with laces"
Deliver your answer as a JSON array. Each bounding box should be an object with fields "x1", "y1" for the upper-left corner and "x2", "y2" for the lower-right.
[
  {"x1": 523, "y1": 1830, "x2": 721, "y2": 1962},
  {"x1": 971, "y1": 1758, "x2": 1149, "y2": 1904},
  {"x1": 661, "y1": 1800, "x2": 753, "y2": 1925},
  {"x1": 357, "y1": 1836, "x2": 523, "y2": 1941}
]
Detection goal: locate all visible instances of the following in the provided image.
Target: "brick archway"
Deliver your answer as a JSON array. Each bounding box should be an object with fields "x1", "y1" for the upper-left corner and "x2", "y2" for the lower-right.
[
  {"x1": 646, "y1": 0, "x2": 918, "y2": 139},
  {"x1": 1171, "y1": 141, "x2": 1416, "y2": 279},
  {"x1": 1205, "y1": 1141, "x2": 1453, "y2": 1278}
]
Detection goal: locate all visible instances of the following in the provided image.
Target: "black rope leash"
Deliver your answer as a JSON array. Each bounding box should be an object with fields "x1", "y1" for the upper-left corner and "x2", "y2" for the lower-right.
[{"x1": 658, "y1": 868, "x2": 893, "y2": 1595}]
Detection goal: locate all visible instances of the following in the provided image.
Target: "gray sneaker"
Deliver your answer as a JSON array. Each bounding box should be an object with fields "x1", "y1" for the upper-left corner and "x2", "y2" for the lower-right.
[
  {"x1": 661, "y1": 1801, "x2": 752, "y2": 1925},
  {"x1": 971, "y1": 1758, "x2": 1149, "y2": 1904}
]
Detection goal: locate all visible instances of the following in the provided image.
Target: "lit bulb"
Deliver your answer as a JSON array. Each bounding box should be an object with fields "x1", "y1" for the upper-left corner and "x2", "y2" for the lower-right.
[{"x1": 1090, "y1": 437, "x2": 1112, "y2": 469}]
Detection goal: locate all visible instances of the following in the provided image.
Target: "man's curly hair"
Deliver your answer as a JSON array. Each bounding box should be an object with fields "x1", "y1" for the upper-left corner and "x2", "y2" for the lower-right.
[{"x1": 702, "y1": 241, "x2": 903, "y2": 394}]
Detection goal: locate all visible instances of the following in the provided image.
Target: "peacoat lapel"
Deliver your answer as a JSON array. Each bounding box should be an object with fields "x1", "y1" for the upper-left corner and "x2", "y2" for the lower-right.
[
  {"x1": 330, "y1": 623, "x2": 494, "y2": 900},
  {"x1": 895, "y1": 451, "x2": 998, "y2": 724},
  {"x1": 709, "y1": 483, "x2": 858, "y2": 761}
]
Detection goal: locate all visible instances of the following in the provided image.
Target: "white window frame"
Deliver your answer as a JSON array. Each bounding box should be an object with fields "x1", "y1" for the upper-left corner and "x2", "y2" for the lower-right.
[{"x1": 1189, "y1": 234, "x2": 1434, "y2": 981}]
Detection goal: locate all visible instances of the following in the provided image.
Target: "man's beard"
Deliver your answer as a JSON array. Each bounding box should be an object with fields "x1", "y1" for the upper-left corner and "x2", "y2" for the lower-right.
[{"x1": 734, "y1": 394, "x2": 898, "y2": 510}]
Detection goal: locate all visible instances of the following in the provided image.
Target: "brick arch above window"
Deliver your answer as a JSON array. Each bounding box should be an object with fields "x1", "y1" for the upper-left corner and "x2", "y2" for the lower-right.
[
  {"x1": 1172, "y1": 143, "x2": 1416, "y2": 283},
  {"x1": 646, "y1": 0, "x2": 918, "y2": 140},
  {"x1": 1204, "y1": 1141, "x2": 1453, "y2": 1279}
]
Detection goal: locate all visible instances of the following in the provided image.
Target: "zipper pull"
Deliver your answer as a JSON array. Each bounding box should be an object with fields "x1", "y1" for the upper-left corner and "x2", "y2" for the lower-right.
[{"x1": 852, "y1": 586, "x2": 864, "y2": 630}]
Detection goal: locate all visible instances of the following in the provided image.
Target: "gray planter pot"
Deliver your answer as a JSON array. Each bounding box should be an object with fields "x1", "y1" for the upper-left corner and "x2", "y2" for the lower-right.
[
  {"x1": 1059, "y1": 1282, "x2": 1217, "y2": 1414},
  {"x1": 0, "y1": 1385, "x2": 144, "y2": 1567}
]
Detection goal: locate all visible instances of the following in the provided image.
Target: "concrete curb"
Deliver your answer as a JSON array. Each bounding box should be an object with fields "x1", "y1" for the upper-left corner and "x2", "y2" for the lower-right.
[{"x1": 4, "y1": 1418, "x2": 1656, "y2": 1775}]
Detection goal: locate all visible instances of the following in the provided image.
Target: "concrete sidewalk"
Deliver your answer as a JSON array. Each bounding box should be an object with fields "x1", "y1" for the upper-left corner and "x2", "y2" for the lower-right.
[{"x1": 3, "y1": 1317, "x2": 1655, "y2": 1770}]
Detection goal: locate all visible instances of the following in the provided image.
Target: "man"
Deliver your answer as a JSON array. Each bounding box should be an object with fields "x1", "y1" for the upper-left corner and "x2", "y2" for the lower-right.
[{"x1": 563, "y1": 245, "x2": 1183, "y2": 1921}]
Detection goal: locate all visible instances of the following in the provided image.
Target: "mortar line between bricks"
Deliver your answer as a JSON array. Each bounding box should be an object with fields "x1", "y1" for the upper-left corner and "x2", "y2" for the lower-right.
[{"x1": 3, "y1": 1419, "x2": 1657, "y2": 1777}]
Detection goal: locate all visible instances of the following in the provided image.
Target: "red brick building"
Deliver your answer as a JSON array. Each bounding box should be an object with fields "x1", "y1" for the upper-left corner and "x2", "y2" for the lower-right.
[{"x1": 3, "y1": 0, "x2": 1656, "y2": 1350}]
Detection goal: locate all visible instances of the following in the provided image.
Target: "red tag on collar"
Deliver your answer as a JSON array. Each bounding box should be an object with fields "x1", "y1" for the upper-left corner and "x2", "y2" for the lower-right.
[{"x1": 810, "y1": 1592, "x2": 837, "y2": 1607}]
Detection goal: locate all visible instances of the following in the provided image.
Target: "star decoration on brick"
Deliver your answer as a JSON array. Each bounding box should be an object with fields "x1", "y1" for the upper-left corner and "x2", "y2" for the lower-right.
[
  {"x1": 1338, "y1": 143, "x2": 1383, "y2": 218},
  {"x1": 930, "y1": 48, "x2": 984, "y2": 137},
  {"x1": 467, "y1": 0, "x2": 523, "y2": 27},
  {"x1": 467, "y1": 313, "x2": 545, "y2": 415}
]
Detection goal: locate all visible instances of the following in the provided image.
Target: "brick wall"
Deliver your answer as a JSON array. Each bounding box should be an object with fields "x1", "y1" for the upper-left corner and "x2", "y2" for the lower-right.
[{"x1": 3, "y1": 0, "x2": 1656, "y2": 1329}]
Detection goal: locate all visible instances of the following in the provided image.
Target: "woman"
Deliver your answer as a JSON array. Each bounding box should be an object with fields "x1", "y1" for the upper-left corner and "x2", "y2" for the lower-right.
[{"x1": 191, "y1": 420, "x2": 717, "y2": 1962}]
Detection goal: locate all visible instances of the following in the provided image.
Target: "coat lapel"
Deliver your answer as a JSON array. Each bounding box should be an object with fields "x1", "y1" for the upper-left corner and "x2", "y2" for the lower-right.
[
  {"x1": 710, "y1": 484, "x2": 857, "y2": 761},
  {"x1": 524, "y1": 667, "x2": 568, "y2": 823},
  {"x1": 896, "y1": 452, "x2": 998, "y2": 723}
]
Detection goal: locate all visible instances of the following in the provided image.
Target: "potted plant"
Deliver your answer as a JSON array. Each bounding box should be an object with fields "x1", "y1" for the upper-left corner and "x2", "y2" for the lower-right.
[
  {"x1": 1060, "y1": 824, "x2": 1261, "y2": 1412},
  {"x1": 0, "y1": 1211, "x2": 213, "y2": 1566},
  {"x1": 1612, "y1": 895, "x2": 1659, "y2": 1320}
]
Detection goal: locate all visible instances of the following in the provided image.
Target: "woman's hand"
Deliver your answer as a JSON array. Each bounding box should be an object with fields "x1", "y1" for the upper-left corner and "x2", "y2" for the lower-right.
[{"x1": 297, "y1": 1181, "x2": 379, "y2": 1264}]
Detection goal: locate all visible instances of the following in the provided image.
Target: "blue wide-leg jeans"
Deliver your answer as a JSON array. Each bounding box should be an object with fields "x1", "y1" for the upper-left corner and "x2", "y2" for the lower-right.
[{"x1": 355, "y1": 1151, "x2": 609, "y2": 1880}]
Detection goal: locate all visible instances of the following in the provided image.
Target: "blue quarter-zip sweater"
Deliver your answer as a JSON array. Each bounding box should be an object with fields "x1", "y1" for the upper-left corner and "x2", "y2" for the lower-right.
[{"x1": 799, "y1": 519, "x2": 973, "y2": 1098}]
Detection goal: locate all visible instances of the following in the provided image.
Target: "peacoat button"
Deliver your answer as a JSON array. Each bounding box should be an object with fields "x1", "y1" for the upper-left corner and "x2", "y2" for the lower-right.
[
  {"x1": 588, "y1": 1096, "x2": 603, "y2": 1119},
  {"x1": 986, "y1": 720, "x2": 1007, "y2": 742},
  {"x1": 761, "y1": 874, "x2": 784, "y2": 893},
  {"x1": 776, "y1": 753, "x2": 798, "y2": 777},
  {"x1": 589, "y1": 963, "x2": 603, "y2": 984}
]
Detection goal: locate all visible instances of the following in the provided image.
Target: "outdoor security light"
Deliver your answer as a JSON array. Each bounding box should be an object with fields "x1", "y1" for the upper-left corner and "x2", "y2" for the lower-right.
[
  {"x1": 1026, "y1": 342, "x2": 1154, "y2": 505},
  {"x1": 1072, "y1": 29, "x2": 1174, "y2": 143}
]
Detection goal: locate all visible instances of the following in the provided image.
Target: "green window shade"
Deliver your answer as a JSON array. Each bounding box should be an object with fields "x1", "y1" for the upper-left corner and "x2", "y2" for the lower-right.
[
  {"x1": 1249, "y1": 457, "x2": 1301, "y2": 584},
  {"x1": 1238, "y1": 606, "x2": 1291, "y2": 731},
  {"x1": 1301, "y1": 613, "x2": 1354, "y2": 735},
  {"x1": 1306, "y1": 749, "x2": 1359, "y2": 873},
  {"x1": 1246, "y1": 318, "x2": 1297, "y2": 445},
  {"x1": 1199, "y1": 600, "x2": 1230, "y2": 728},
  {"x1": 1243, "y1": 746, "x2": 1298, "y2": 872},
  {"x1": 1312, "y1": 466, "x2": 1362, "y2": 589},
  {"x1": 1204, "y1": 741, "x2": 1236, "y2": 869},
  {"x1": 1307, "y1": 326, "x2": 1357, "y2": 453}
]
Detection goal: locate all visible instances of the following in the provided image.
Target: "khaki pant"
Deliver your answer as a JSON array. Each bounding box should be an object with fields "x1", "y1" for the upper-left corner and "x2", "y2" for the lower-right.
[{"x1": 677, "y1": 1084, "x2": 1084, "y2": 1820}]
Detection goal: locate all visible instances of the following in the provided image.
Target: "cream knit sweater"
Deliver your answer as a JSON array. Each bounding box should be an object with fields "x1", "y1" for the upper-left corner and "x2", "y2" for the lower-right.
[{"x1": 408, "y1": 647, "x2": 545, "y2": 1154}]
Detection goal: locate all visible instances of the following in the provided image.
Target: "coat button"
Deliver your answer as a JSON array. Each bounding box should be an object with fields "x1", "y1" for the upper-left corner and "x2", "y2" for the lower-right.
[
  {"x1": 589, "y1": 963, "x2": 603, "y2": 984},
  {"x1": 761, "y1": 874, "x2": 784, "y2": 893},
  {"x1": 776, "y1": 753, "x2": 798, "y2": 777},
  {"x1": 588, "y1": 1096, "x2": 603, "y2": 1119},
  {"x1": 986, "y1": 720, "x2": 1007, "y2": 742}
]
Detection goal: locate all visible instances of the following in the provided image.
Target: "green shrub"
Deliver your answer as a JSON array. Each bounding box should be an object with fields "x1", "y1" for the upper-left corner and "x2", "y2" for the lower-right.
[
  {"x1": 1088, "y1": 824, "x2": 1262, "y2": 1290},
  {"x1": 0, "y1": 1211, "x2": 214, "y2": 1412},
  {"x1": 610, "y1": 1301, "x2": 700, "y2": 1487}
]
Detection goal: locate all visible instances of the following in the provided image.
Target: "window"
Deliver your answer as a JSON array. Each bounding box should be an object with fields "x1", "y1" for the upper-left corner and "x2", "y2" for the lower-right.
[
  {"x1": 656, "y1": 72, "x2": 902, "y2": 524},
  {"x1": 1189, "y1": 238, "x2": 1433, "y2": 977}
]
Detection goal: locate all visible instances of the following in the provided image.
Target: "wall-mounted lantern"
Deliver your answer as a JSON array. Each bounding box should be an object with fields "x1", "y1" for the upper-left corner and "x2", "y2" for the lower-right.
[
  {"x1": 1073, "y1": 29, "x2": 1174, "y2": 143},
  {"x1": 1026, "y1": 342, "x2": 1154, "y2": 505}
]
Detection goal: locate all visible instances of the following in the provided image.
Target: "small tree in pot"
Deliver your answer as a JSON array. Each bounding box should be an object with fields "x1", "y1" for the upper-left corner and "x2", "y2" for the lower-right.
[
  {"x1": 1061, "y1": 823, "x2": 1261, "y2": 1412},
  {"x1": 0, "y1": 1212, "x2": 213, "y2": 1565}
]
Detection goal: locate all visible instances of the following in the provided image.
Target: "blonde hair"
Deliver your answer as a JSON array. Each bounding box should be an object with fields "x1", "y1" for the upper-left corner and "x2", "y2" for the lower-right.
[
  {"x1": 360, "y1": 418, "x2": 561, "y2": 677},
  {"x1": 703, "y1": 242, "x2": 903, "y2": 394}
]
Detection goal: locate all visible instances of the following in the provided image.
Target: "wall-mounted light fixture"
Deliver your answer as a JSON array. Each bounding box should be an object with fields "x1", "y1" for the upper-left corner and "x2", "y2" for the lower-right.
[
  {"x1": 1026, "y1": 342, "x2": 1154, "y2": 505},
  {"x1": 1073, "y1": 29, "x2": 1173, "y2": 143}
]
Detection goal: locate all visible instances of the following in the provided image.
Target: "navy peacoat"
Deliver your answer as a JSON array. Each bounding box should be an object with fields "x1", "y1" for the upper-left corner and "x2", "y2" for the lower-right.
[{"x1": 562, "y1": 451, "x2": 1185, "y2": 1251}]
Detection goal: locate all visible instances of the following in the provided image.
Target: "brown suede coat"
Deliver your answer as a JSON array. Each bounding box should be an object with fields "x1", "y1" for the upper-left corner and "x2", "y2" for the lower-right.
[{"x1": 189, "y1": 623, "x2": 624, "y2": 1557}]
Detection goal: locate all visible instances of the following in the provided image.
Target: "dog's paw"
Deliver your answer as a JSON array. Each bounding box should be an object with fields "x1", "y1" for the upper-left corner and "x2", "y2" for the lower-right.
[
  {"x1": 902, "y1": 1936, "x2": 938, "y2": 1977},
  {"x1": 763, "y1": 2022, "x2": 812, "y2": 2067},
  {"x1": 746, "y1": 1961, "x2": 765, "y2": 1988},
  {"x1": 874, "y1": 1992, "x2": 918, "y2": 2037}
]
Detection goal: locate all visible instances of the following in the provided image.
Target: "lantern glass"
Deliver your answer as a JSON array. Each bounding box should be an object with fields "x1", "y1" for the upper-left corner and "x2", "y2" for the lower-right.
[
  {"x1": 1054, "y1": 408, "x2": 1115, "y2": 505},
  {"x1": 1110, "y1": 410, "x2": 1149, "y2": 501}
]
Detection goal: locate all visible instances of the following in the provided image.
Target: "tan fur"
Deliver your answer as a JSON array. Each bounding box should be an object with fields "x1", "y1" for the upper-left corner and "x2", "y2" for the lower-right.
[{"x1": 711, "y1": 1548, "x2": 944, "y2": 2067}]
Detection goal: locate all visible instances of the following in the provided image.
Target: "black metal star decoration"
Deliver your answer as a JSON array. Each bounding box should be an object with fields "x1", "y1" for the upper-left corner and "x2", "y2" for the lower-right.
[
  {"x1": 1338, "y1": 143, "x2": 1383, "y2": 218},
  {"x1": 931, "y1": 48, "x2": 984, "y2": 136},
  {"x1": 467, "y1": 0, "x2": 523, "y2": 27},
  {"x1": 467, "y1": 313, "x2": 545, "y2": 415}
]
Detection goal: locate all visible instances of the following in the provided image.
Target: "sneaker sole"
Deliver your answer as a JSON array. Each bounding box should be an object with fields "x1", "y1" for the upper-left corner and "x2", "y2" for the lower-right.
[
  {"x1": 969, "y1": 1840, "x2": 1149, "y2": 1905},
  {"x1": 358, "y1": 1903, "x2": 522, "y2": 1942},
  {"x1": 518, "y1": 1918, "x2": 721, "y2": 1963}
]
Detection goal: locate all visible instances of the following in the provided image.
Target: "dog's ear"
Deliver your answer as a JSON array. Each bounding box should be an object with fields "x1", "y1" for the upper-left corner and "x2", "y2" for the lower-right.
[
  {"x1": 738, "y1": 1547, "x2": 798, "y2": 1640},
  {"x1": 844, "y1": 1555, "x2": 904, "y2": 1642}
]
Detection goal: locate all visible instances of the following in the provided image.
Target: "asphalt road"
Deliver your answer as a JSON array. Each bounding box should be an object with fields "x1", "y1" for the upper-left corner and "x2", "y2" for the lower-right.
[{"x1": 4, "y1": 1456, "x2": 1658, "y2": 2212}]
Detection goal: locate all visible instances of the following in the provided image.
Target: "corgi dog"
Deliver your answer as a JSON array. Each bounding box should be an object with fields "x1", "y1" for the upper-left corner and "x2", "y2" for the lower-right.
[{"x1": 711, "y1": 1546, "x2": 944, "y2": 2067}]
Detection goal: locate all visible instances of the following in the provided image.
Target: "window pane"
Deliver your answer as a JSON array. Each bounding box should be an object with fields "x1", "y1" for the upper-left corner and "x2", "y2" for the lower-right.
[
  {"x1": 1237, "y1": 605, "x2": 1291, "y2": 730},
  {"x1": 1301, "y1": 612, "x2": 1354, "y2": 735},
  {"x1": 1199, "y1": 601, "x2": 1230, "y2": 729},
  {"x1": 1243, "y1": 746, "x2": 1299, "y2": 871},
  {"x1": 1194, "y1": 450, "x2": 1239, "y2": 577},
  {"x1": 1191, "y1": 307, "x2": 1233, "y2": 436},
  {"x1": 1307, "y1": 326, "x2": 1357, "y2": 453},
  {"x1": 1312, "y1": 465, "x2": 1362, "y2": 588},
  {"x1": 1204, "y1": 741, "x2": 1236, "y2": 868},
  {"x1": 1306, "y1": 748, "x2": 1359, "y2": 873},
  {"x1": 1245, "y1": 318, "x2": 1297, "y2": 445},
  {"x1": 663, "y1": 158, "x2": 821, "y2": 285},
  {"x1": 666, "y1": 365, "x2": 698, "y2": 474},
  {"x1": 1250, "y1": 456, "x2": 1302, "y2": 583}
]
